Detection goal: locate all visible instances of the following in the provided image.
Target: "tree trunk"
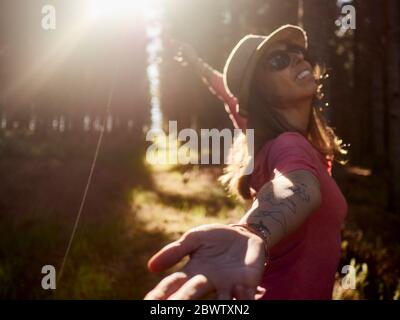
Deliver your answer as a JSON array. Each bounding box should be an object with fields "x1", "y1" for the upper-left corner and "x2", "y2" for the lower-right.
[
  {"x1": 352, "y1": 0, "x2": 374, "y2": 165},
  {"x1": 386, "y1": 0, "x2": 400, "y2": 213},
  {"x1": 302, "y1": 0, "x2": 337, "y2": 121},
  {"x1": 369, "y1": 2, "x2": 386, "y2": 168}
]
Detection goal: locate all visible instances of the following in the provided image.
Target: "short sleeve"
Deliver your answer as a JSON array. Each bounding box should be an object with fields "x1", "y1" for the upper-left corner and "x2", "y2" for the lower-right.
[{"x1": 266, "y1": 132, "x2": 320, "y2": 181}]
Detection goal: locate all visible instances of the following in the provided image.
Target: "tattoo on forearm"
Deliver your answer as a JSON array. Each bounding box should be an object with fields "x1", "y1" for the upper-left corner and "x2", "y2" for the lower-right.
[
  {"x1": 250, "y1": 182, "x2": 312, "y2": 235},
  {"x1": 288, "y1": 183, "x2": 311, "y2": 202},
  {"x1": 248, "y1": 220, "x2": 271, "y2": 236}
]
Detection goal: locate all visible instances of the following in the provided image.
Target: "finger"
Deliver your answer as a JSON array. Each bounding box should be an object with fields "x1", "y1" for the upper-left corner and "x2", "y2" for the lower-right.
[
  {"x1": 144, "y1": 272, "x2": 189, "y2": 300},
  {"x1": 217, "y1": 289, "x2": 232, "y2": 300},
  {"x1": 169, "y1": 39, "x2": 185, "y2": 52},
  {"x1": 255, "y1": 286, "x2": 266, "y2": 300},
  {"x1": 168, "y1": 274, "x2": 213, "y2": 300},
  {"x1": 147, "y1": 232, "x2": 200, "y2": 272}
]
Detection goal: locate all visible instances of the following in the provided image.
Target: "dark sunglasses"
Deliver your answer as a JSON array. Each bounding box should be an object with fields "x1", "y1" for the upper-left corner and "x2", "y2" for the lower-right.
[{"x1": 263, "y1": 45, "x2": 308, "y2": 71}]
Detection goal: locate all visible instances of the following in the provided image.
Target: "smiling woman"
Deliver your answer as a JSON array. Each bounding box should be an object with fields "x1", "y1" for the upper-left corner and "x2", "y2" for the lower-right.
[{"x1": 145, "y1": 24, "x2": 349, "y2": 300}]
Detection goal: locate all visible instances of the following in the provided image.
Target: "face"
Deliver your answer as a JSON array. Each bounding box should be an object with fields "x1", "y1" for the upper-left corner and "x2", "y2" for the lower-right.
[{"x1": 255, "y1": 41, "x2": 318, "y2": 107}]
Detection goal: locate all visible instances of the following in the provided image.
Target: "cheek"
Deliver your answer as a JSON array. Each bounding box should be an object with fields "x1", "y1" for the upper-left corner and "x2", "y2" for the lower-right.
[
  {"x1": 263, "y1": 72, "x2": 293, "y2": 98},
  {"x1": 271, "y1": 72, "x2": 300, "y2": 101},
  {"x1": 300, "y1": 78, "x2": 318, "y2": 95}
]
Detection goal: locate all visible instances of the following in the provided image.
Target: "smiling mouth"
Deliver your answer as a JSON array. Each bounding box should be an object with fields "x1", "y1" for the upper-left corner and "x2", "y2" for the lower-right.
[{"x1": 296, "y1": 69, "x2": 312, "y2": 80}]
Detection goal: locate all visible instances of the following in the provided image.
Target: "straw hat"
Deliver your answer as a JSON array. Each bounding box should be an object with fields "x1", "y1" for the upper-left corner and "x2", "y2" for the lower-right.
[{"x1": 223, "y1": 24, "x2": 308, "y2": 117}]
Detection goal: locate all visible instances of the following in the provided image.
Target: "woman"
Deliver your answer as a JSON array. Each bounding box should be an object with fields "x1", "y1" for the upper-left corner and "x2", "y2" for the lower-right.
[{"x1": 145, "y1": 25, "x2": 348, "y2": 300}]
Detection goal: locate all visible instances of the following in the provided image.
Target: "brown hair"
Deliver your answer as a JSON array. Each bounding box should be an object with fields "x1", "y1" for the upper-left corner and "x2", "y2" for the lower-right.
[{"x1": 220, "y1": 64, "x2": 347, "y2": 200}]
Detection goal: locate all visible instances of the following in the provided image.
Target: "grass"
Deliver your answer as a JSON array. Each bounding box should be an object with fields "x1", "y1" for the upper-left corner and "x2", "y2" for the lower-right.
[{"x1": 332, "y1": 165, "x2": 400, "y2": 299}]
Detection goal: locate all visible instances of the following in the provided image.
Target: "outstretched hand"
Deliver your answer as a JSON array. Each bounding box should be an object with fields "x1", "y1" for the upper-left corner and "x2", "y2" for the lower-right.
[
  {"x1": 144, "y1": 224, "x2": 266, "y2": 300},
  {"x1": 168, "y1": 39, "x2": 199, "y2": 66}
]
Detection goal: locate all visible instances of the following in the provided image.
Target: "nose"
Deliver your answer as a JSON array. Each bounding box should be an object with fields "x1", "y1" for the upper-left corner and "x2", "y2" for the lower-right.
[{"x1": 291, "y1": 51, "x2": 305, "y2": 67}]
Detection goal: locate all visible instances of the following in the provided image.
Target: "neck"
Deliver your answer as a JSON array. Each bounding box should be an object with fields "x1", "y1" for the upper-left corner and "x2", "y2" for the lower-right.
[{"x1": 277, "y1": 97, "x2": 313, "y2": 135}]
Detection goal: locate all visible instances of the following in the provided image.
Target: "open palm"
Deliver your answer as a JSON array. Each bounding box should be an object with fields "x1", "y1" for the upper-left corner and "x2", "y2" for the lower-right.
[{"x1": 145, "y1": 224, "x2": 266, "y2": 300}]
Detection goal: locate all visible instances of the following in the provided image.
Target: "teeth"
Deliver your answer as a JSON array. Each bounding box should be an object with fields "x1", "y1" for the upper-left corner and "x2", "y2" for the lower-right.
[{"x1": 297, "y1": 70, "x2": 311, "y2": 80}]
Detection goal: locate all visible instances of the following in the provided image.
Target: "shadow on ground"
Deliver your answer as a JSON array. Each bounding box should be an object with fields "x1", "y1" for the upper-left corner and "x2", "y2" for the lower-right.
[{"x1": 0, "y1": 131, "x2": 175, "y2": 299}]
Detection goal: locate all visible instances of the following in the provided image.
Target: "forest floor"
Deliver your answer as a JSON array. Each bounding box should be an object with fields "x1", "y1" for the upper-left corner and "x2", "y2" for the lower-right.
[{"x1": 0, "y1": 132, "x2": 399, "y2": 299}]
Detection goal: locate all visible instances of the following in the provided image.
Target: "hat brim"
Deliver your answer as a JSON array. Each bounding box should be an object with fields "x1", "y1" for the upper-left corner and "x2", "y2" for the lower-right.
[{"x1": 236, "y1": 25, "x2": 308, "y2": 117}]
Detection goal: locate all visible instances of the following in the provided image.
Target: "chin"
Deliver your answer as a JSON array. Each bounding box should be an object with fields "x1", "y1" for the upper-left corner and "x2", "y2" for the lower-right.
[
  {"x1": 302, "y1": 79, "x2": 318, "y2": 97},
  {"x1": 294, "y1": 89, "x2": 316, "y2": 101}
]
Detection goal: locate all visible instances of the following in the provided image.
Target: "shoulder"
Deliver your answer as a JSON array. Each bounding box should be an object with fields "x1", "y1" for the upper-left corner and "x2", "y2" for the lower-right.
[
  {"x1": 270, "y1": 132, "x2": 313, "y2": 151},
  {"x1": 263, "y1": 132, "x2": 318, "y2": 163},
  {"x1": 253, "y1": 132, "x2": 321, "y2": 183}
]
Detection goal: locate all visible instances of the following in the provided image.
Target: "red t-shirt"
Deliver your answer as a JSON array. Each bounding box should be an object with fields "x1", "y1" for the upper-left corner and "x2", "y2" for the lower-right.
[{"x1": 250, "y1": 132, "x2": 348, "y2": 299}]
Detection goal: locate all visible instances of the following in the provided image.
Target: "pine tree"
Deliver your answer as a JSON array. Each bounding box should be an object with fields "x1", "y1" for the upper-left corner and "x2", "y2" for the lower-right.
[{"x1": 386, "y1": 0, "x2": 400, "y2": 213}]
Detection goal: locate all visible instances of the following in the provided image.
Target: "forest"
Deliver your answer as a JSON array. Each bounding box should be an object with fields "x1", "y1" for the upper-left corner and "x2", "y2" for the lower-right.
[{"x1": 0, "y1": 0, "x2": 399, "y2": 300}]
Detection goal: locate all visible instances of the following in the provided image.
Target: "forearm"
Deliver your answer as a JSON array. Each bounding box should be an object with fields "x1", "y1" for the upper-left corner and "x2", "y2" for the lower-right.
[
  {"x1": 192, "y1": 59, "x2": 237, "y2": 106},
  {"x1": 188, "y1": 55, "x2": 246, "y2": 130},
  {"x1": 192, "y1": 57, "x2": 217, "y2": 81},
  {"x1": 239, "y1": 170, "x2": 321, "y2": 248}
]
